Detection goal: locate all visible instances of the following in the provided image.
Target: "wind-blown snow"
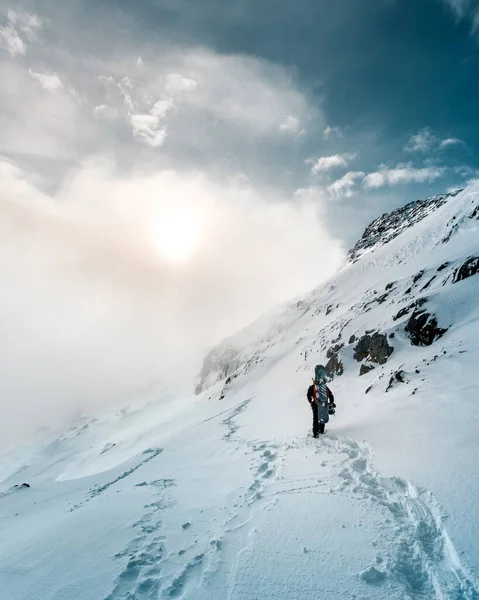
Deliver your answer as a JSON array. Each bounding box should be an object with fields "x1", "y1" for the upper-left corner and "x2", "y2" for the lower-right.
[{"x1": 1, "y1": 185, "x2": 479, "y2": 599}]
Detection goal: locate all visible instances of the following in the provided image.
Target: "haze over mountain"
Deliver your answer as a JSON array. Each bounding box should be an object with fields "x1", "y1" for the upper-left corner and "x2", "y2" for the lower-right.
[{"x1": 2, "y1": 185, "x2": 479, "y2": 599}]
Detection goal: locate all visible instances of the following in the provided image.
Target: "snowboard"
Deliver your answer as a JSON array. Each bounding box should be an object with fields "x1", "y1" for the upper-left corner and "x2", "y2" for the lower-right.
[{"x1": 314, "y1": 364, "x2": 329, "y2": 424}]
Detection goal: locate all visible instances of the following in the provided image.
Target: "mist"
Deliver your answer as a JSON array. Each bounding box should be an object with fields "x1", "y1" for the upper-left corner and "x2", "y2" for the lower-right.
[{"x1": 0, "y1": 157, "x2": 344, "y2": 445}]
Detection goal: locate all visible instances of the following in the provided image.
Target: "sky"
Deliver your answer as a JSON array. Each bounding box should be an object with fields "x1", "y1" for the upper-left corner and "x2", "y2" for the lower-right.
[{"x1": 1, "y1": 0, "x2": 479, "y2": 441}]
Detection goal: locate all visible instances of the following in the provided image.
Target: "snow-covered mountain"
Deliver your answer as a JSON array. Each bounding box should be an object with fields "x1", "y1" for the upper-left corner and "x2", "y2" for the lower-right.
[{"x1": 2, "y1": 185, "x2": 479, "y2": 600}]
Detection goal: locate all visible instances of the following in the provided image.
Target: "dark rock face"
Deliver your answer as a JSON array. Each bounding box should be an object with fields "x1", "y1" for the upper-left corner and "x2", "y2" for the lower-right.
[
  {"x1": 348, "y1": 334, "x2": 356, "y2": 344},
  {"x1": 353, "y1": 335, "x2": 371, "y2": 361},
  {"x1": 359, "y1": 363, "x2": 375, "y2": 376},
  {"x1": 386, "y1": 370, "x2": 406, "y2": 392},
  {"x1": 413, "y1": 270, "x2": 425, "y2": 284},
  {"x1": 369, "y1": 333, "x2": 394, "y2": 365},
  {"x1": 405, "y1": 310, "x2": 448, "y2": 346},
  {"x1": 437, "y1": 262, "x2": 450, "y2": 272},
  {"x1": 393, "y1": 297, "x2": 428, "y2": 321},
  {"x1": 385, "y1": 281, "x2": 396, "y2": 290},
  {"x1": 354, "y1": 333, "x2": 394, "y2": 365},
  {"x1": 326, "y1": 343, "x2": 344, "y2": 359},
  {"x1": 348, "y1": 190, "x2": 461, "y2": 262},
  {"x1": 453, "y1": 256, "x2": 479, "y2": 283},
  {"x1": 325, "y1": 352, "x2": 344, "y2": 379}
]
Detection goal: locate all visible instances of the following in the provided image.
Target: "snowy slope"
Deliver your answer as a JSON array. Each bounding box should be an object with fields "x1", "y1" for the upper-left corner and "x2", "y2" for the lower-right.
[{"x1": 1, "y1": 185, "x2": 479, "y2": 600}]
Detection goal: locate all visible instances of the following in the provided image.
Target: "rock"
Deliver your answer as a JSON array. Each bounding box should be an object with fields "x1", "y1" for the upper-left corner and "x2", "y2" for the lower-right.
[
  {"x1": 369, "y1": 333, "x2": 394, "y2": 365},
  {"x1": 359, "y1": 363, "x2": 375, "y2": 376},
  {"x1": 393, "y1": 297, "x2": 428, "y2": 321},
  {"x1": 437, "y1": 261, "x2": 450, "y2": 272},
  {"x1": 405, "y1": 310, "x2": 448, "y2": 346},
  {"x1": 353, "y1": 335, "x2": 371, "y2": 361},
  {"x1": 385, "y1": 281, "x2": 395, "y2": 290},
  {"x1": 420, "y1": 275, "x2": 436, "y2": 292},
  {"x1": 413, "y1": 270, "x2": 425, "y2": 284},
  {"x1": 354, "y1": 333, "x2": 393, "y2": 365},
  {"x1": 348, "y1": 334, "x2": 356, "y2": 344},
  {"x1": 453, "y1": 256, "x2": 479, "y2": 283},
  {"x1": 365, "y1": 385, "x2": 372, "y2": 394},
  {"x1": 386, "y1": 370, "x2": 406, "y2": 391},
  {"x1": 360, "y1": 566, "x2": 386, "y2": 585},
  {"x1": 325, "y1": 352, "x2": 344, "y2": 379},
  {"x1": 347, "y1": 191, "x2": 459, "y2": 262},
  {"x1": 326, "y1": 343, "x2": 344, "y2": 359}
]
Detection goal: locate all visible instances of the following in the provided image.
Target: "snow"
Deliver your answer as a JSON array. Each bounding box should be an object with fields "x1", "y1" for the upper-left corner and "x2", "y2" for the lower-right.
[{"x1": 2, "y1": 185, "x2": 479, "y2": 599}]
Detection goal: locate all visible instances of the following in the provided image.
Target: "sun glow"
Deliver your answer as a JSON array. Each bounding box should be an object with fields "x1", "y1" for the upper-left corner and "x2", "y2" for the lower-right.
[{"x1": 154, "y1": 205, "x2": 202, "y2": 262}]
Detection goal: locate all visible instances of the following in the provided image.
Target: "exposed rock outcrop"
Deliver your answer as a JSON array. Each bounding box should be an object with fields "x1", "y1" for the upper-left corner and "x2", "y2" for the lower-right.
[
  {"x1": 325, "y1": 352, "x2": 344, "y2": 379},
  {"x1": 386, "y1": 370, "x2": 406, "y2": 392},
  {"x1": 348, "y1": 190, "x2": 461, "y2": 262},
  {"x1": 354, "y1": 333, "x2": 394, "y2": 365},
  {"x1": 359, "y1": 363, "x2": 375, "y2": 376},
  {"x1": 353, "y1": 335, "x2": 371, "y2": 361},
  {"x1": 453, "y1": 256, "x2": 479, "y2": 283},
  {"x1": 405, "y1": 310, "x2": 448, "y2": 346},
  {"x1": 393, "y1": 297, "x2": 428, "y2": 321},
  {"x1": 369, "y1": 333, "x2": 394, "y2": 364}
]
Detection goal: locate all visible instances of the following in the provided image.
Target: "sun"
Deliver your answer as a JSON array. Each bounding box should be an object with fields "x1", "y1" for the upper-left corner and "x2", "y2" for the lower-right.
[{"x1": 154, "y1": 205, "x2": 201, "y2": 262}]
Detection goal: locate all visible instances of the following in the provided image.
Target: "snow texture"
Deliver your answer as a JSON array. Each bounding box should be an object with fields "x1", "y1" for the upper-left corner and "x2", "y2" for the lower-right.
[{"x1": 2, "y1": 185, "x2": 479, "y2": 599}]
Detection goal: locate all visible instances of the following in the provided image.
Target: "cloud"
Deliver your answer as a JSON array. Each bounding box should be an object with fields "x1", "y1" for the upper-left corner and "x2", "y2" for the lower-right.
[
  {"x1": 439, "y1": 137, "x2": 464, "y2": 149},
  {"x1": 0, "y1": 158, "x2": 343, "y2": 443},
  {"x1": 310, "y1": 152, "x2": 356, "y2": 174},
  {"x1": 405, "y1": 128, "x2": 437, "y2": 153},
  {"x1": 363, "y1": 164, "x2": 445, "y2": 188},
  {"x1": 442, "y1": 0, "x2": 471, "y2": 19},
  {"x1": 280, "y1": 115, "x2": 305, "y2": 135},
  {"x1": 0, "y1": 9, "x2": 41, "y2": 57},
  {"x1": 94, "y1": 104, "x2": 119, "y2": 119},
  {"x1": 406, "y1": 128, "x2": 466, "y2": 154},
  {"x1": 165, "y1": 73, "x2": 198, "y2": 94},
  {"x1": 28, "y1": 69, "x2": 63, "y2": 92},
  {"x1": 328, "y1": 171, "x2": 365, "y2": 197},
  {"x1": 129, "y1": 98, "x2": 174, "y2": 147},
  {"x1": 324, "y1": 125, "x2": 343, "y2": 140}
]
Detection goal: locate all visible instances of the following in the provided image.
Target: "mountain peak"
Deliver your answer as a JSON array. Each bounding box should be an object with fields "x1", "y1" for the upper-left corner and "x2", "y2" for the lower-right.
[{"x1": 348, "y1": 189, "x2": 463, "y2": 263}]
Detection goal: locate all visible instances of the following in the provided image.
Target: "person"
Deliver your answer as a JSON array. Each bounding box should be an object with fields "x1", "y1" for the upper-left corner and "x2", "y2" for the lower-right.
[{"x1": 307, "y1": 380, "x2": 336, "y2": 437}]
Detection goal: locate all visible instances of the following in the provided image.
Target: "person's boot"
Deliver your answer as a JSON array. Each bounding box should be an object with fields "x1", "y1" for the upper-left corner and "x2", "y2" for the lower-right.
[{"x1": 319, "y1": 423, "x2": 325, "y2": 435}]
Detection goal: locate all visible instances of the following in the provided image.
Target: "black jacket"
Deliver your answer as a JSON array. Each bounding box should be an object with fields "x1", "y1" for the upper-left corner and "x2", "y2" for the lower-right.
[{"x1": 307, "y1": 384, "x2": 334, "y2": 405}]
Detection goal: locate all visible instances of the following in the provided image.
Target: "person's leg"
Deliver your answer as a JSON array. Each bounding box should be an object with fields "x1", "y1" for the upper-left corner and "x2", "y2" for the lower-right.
[
  {"x1": 319, "y1": 422, "x2": 325, "y2": 435},
  {"x1": 312, "y1": 403, "x2": 319, "y2": 437}
]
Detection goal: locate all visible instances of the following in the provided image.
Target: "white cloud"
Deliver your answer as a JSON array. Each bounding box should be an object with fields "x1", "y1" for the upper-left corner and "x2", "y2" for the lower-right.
[
  {"x1": 28, "y1": 69, "x2": 63, "y2": 92},
  {"x1": 406, "y1": 128, "x2": 465, "y2": 153},
  {"x1": 328, "y1": 171, "x2": 365, "y2": 197},
  {"x1": 363, "y1": 164, "x2": 445, "y2": 188},
  {"x1": 94, "y1": 104, "x2": 119, "y2": 119},
  {"x1": 279, "y1": 115, "x2": 305, "y2": 135},
  {"x1": 0, "y1": 23, "x2": 25, "y2": 56},
  {"x1": 439, "y1": 137, "x2": 464, "y2": 149},
  {"x1": 310, "y1": 152, "x2": 356, "y2": 174},
  {"x1": 405, "y1": 128, "x2": 437, "y2": 153},
  {"x1": 324, "y1": 125, "x2": 343, "y2": 140},
  {"x1": 129, "y1": 98, "x2": 174, "y2": 147},
  {"x1": 165, "y1": 73, "x2": 198, "y2": 94},
  {"x1": 0, "y1": 10, "x2": 41, "y2": 57},
  {"x1": 0, "y1": 159, "x2": 343, "y2": 442}
]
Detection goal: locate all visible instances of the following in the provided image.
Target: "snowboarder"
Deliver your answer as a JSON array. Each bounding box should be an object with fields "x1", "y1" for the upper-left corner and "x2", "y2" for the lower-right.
[{"x1": 307, "y1": 367, "x2": 336, "y2": 437}]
